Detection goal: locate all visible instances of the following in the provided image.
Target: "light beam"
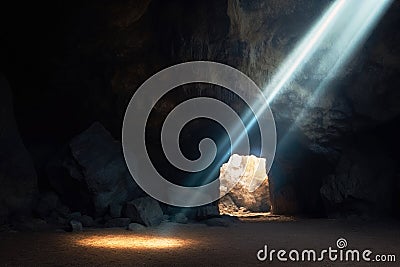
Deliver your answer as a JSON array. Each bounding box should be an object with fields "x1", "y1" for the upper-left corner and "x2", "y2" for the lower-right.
[{"x1": 202, "y1": 0, "x2": 393, "y2": 195}]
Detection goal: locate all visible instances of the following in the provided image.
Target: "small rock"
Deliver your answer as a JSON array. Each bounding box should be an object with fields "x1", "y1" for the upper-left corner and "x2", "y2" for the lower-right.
[
  {"x1": 79, "y1": 215, "x2": 94, "y2": 227},
  {"x1": 204, "y1": 217, "x2": 231, "y2": 227},
  {"x1": 196, "y1": 205, "x2": 219, "y2": 220},
  {"x1": 69, "y1": 220, "x2": 83, "y2": 232},
  {"x1": 172, "y1": 213, "x2": 188, "y2": 224},
  {"x1": 162, "y1": 214, "x2": 170, "y2": 222},
  {"x1": 127, "y1": 223, "x2": 146, "y2": 231},
  {"x1": 105, "y1": 217, "x2": 131, "y2": 228},
  {"x1": 122, "y1": 197, "x2": 163, "y2": 227},
  {"x1": 165, "y1": 206, "x2": 197, "y2": 219}
]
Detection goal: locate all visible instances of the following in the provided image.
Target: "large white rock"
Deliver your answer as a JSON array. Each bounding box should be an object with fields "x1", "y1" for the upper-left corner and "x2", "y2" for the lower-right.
[{"x1": 219, "y1": 154, "x2": 271, "y2": 213}]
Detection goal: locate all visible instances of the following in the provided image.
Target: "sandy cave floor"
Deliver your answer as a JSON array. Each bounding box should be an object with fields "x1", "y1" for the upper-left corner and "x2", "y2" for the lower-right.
[{"x1": 0, "y1": 217, "x2": 399, "y2": 267}]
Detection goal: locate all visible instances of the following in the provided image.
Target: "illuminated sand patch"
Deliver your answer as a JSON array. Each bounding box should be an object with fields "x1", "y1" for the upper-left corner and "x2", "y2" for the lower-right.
[{"x1": 77, "y1": 234, "x2": 191, "y2": 249}]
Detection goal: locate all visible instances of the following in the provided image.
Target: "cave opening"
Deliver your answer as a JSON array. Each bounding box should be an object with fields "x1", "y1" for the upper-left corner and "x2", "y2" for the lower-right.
[{"x1": 218, "y1": 154, "x2": 272, "y2": 217}]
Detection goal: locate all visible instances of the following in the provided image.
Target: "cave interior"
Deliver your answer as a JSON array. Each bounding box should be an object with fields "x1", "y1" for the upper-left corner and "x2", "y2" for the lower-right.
[{"x1": 0, "y1": 0, "x2": 399, "y2": 265}]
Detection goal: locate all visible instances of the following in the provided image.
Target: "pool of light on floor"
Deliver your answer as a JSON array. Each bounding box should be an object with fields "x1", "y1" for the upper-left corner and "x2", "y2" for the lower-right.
[{"x1": 76, "y1": 234, "x2": 191, "y2": 249}]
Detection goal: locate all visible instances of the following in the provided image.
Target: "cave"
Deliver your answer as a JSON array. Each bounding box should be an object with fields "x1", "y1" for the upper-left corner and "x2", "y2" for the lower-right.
[{"x1": 1, "y1": 0, "x2": 400, "y2": 265}]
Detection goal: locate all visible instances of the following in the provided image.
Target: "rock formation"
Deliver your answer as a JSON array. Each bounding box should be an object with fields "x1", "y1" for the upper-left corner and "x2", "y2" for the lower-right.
[{"x1": 219, "y1": 154, "x2": 271, "y2": 214}]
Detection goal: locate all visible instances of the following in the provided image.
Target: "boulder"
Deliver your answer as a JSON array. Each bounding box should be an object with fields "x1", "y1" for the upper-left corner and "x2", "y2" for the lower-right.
[
  {"x1": 69, "y1": 220, "x2": 83, "y2": 232},
  {"x1": 79, "y1": 215, "x2": 94, "y2": 227},
  {"x1": 195, "y1": 205, "x2": 220, "y2": 220},
  {"x1": 163, "y1": 206, "x2": 197, "y2": 220},
  {"x1": 171, "y1": 213, "x2": 188, "y2": 224},
  {"x1": 127, "y1": 223, "x2": 146, "y2": 231},
  {"x1": 219, "y1": 154, "x2": 271, "y2": 213},
  {"x1": 162, "y1": 214, "x2": 170, "y2": 222},
  {"x1": 0, "y1": 74, "x2": 38, "y2": 223},
  {"x1": 47, "y1": 122, "x2": 145, "y2": 216},
  {"x1": 122, "y1": 197, "x2": 163, "y2": 227}
]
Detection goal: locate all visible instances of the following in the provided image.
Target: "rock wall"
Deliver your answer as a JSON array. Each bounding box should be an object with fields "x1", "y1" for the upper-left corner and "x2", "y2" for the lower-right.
[{"x1": 0, "y1": 74, "x2": 38, "y2": 223}]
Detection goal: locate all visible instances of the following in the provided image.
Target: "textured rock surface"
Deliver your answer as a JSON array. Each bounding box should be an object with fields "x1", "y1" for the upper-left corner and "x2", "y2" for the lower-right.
[
  {"x1": 122, "y1": 197, "x2": 163, "y2": 227},
  {"x1": 47, "y1": 122, "x2": 144, "y2": 216},
  {"x1": 0, "y1": 74, "x2": 38, "y2": 223},
  {"x1": 127, "y1": 222, "x2": 146, "y2": 231},
  {"x1": 171, "y1": 213, "x2": 188, "y2": 224},
  {"x1": 321, "y1": 144, "x2": 397, "y2": 218},
  {"x1": 219, "y1": 154, "x2": 271, "y2": 213},
  {"x1": 79, "y1": 215, "x2": 94, "y2": 227},
  {"x1": 195, "y1": 205, "x2": 220, "y2": 220},
  {"x1": 226, "y1": 0, "x2": 400, "y2": 146},
  {"x1": 69, "y1": 220, "x2": 83, "y2": 232}
]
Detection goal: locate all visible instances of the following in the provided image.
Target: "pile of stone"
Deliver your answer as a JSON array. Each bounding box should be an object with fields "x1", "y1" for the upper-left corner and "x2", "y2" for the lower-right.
[{"x1": 24, "y1": 122, "x2": 234, "y2": 231}]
